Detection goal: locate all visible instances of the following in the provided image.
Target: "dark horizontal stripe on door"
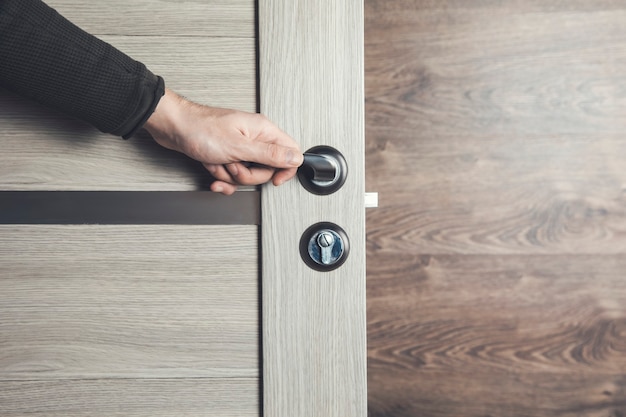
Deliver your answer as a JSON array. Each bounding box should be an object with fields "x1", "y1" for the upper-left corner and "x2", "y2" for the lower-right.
[{"x1": 0, "y1": 191, "x2": 260, "y2": 225}]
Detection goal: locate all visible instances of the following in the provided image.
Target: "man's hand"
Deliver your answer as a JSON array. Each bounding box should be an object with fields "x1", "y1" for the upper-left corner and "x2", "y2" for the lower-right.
[{"x1": 144, "y1": 88, "x2": 303, "y2": 195}]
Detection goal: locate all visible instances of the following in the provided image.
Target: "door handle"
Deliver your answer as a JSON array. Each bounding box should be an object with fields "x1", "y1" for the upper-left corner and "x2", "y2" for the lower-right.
[
  {"x1": 298, "y1": 146, "x2": 348, "y2": 195},
  {"x1": 301, "y1": 154, "x2": 337, "y2": 182}
]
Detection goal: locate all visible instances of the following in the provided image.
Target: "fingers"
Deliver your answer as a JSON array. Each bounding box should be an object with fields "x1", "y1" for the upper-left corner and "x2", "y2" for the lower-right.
[
  {"x1": 272, "y1": 167, "x2": 298, "y2": 186},
  {"x1": 204, "y1": 165, "x2": 238, "y2": 195},
  {"x1": 205, "y1": 164, "x2": 234, "y2": 184},
  {"x1": 241, "y1": 116, "x2": 303, "y2": 170},
  {"x1": 226, "y1": 162, "x2": 276, "y2": 185},
  {"x1": 210, "y1": 181, "x2": 237, "y2": 195},
  {"x1": 205, "y1": 163, "x2": 298, "y2": 195},
  {"x1": 239, "y1": 141, "x2": 303, "y2": 170},
  {"x1": 204, "y1": 162, "x2": 277, "y2": 187}
]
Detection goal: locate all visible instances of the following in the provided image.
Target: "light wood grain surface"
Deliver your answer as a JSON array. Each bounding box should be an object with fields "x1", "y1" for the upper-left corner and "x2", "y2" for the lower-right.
[
  {"x1": 260, "y1": 1, "x2": 367, "y2": 416},
  {"x1": 0, "y1": 379, "x2": 258, "y2": 417},
  {"x1": 0, "y1": 37, "x2": 255, "y2": 191},
  {"x1": 0, "y1": 225, "x2": 260, "y2": 417},
  {"x1": 45, "y1": 0, "x2": 255, "y2": 37},
  {"x1": 0, "y1": 225, "x2": 259, "y2": 412},
  {"x1": 1, "y1": 2, "x2": 261, "y2": 416}
]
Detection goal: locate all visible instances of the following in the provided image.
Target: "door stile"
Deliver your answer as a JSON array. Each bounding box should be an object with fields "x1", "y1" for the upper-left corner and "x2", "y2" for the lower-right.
[{"x1": 259, "y1": 1, "x2": 367, "y2": 416}]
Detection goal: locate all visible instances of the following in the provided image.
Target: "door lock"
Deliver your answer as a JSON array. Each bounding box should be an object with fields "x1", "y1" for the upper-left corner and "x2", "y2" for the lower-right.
[
  {"x1": 298, "y1": 146, "x2": 348, "y2": 195},
  {"x1": 300, "y1": 222, "x2": 350, "y2": 271}
]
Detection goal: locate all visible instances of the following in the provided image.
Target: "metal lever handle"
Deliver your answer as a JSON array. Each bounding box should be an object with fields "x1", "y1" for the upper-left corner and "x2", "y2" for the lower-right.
[
  {"x1": 297, "y1": 146, "x2": 348, "y2": 195},
  {"x1": 302, "y1": 154, "x2": 337, "y2": 182}
]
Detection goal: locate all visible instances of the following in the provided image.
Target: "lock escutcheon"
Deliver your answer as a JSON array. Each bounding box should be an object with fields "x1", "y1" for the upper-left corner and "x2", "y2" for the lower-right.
[{"x1": 300, "y1": 222, "x2": 350, "y2": 272}]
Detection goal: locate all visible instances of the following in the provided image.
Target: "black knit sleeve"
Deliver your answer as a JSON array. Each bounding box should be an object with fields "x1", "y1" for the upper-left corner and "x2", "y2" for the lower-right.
[{"x1": 0, "y1": 0, "x2": 165, "y2": 139}]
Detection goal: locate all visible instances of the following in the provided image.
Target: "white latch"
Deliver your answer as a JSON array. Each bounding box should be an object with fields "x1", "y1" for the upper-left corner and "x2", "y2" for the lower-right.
[{"x1": 365, "y1": 192, "x2": 378, "y2": 208}]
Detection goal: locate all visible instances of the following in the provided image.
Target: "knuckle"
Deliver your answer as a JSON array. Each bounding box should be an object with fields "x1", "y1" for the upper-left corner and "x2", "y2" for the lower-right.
[
  {"x1": 266, "y1": 143, "x2": 284, "y2": 163},
  {"x1": 233, "y1": 171, "x2": 251, "y2": 184}
]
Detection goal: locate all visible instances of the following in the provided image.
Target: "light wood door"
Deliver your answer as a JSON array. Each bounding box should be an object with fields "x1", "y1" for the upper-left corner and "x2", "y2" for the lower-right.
[{"x1": 0, "y1": 1, "x2": 365, "y2": 416}]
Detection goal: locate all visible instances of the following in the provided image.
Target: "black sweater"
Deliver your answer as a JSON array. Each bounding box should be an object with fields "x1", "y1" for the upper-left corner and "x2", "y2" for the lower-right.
[{"x1": 0, "y1": 0, "x2": 164, "y2": 139}]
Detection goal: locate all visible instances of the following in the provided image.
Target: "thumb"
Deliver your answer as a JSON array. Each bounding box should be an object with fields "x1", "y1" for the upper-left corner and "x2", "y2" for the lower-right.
[{"x1": 243, "y1": 142, "x2": 303, "y2": 168}]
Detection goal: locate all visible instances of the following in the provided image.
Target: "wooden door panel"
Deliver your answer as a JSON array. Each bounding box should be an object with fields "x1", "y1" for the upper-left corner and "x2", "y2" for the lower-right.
[
  {"x1": 0, "y1": 225, "x2": 258, "y2": 380},
  {"x1": 0, "y1": 225, "x2": 259, "y2": 414},
  {"x1": 259, "y1": 1, "x2": 367, "y2": 416},
  {"x1": 45, "y1": 0, "x2": 255, "y2": 37},
  {"x1": 0, "y1": 36, "x2": 255, "y2": 191},
  {"x1": 0, "y1": 379, "x2": 258, "y2": 417},
  {"x1": 0, "y1": 1, "x2": 263, "y2": 415},
  {"x1": 0, "y1": 0, "x2": 367, "y2": 415}
]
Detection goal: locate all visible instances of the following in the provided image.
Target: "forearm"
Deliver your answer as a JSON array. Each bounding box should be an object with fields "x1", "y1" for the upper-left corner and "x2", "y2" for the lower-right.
[{"x1": 0, "y1": 0, "x2": 164, "y2": 138}]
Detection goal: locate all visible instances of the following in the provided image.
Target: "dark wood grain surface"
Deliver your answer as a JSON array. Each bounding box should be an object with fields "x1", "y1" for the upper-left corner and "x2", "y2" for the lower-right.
[{"x1": 365, "y1": 1, "x2": 626, "y2": 416}]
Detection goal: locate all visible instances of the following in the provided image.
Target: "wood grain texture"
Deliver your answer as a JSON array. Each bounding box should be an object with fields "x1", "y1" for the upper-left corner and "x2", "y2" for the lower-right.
[
  {"x1": 368, "y1": 255, "x2": 626, "y2": 416},
  {"x1": 0, "y1": 225, "x2": 258, "y2": 380},
  {"x1": 45, "y1": 0, "x2": 255, "y2": 37},
  {"x1": 259, "y1": 1, "x2": 366, "y2": 416},
  {"x1": 0, "y1": 2, "x2": 261, "y2": 416},
  {"x1": 0, "y1": 378, "x2": 258, "y2": 417},
  {"x1": 365, "y1": 1, "x2": 626, "y2": 416},
  {"x1": 0, "y1": 37, "x2": 255, "y2": 191}
]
